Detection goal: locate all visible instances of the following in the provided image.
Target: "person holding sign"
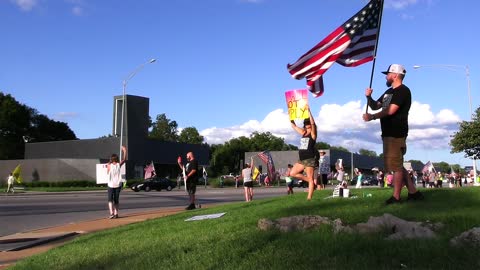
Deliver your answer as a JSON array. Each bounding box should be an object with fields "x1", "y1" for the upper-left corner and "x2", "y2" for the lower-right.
[
  {"x1": 289, "y1": 105, "x2": 317, "y2": 200},
  {"x1": 241, "y1": 157, "x2": 254, "y2": 202},
  {"x1": 178, "y1": 151, "x2": 199, "y2": 210},
  {"x1": 106, "y1": 145, "x2": 127, "y2": 219}
]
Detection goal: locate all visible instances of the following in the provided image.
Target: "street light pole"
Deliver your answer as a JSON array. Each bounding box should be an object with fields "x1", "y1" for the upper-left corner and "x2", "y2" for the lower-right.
[
  {"x1": 413, "y1": 64, "x2": 477, "y2": 185},
  {"x1": 119, "y1": 58, "x2": 156, "y2": 160}
]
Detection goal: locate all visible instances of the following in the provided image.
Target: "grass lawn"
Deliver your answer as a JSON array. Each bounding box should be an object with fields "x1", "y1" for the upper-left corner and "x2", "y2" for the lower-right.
[{"x1": 11, "y1": 187, "x2": 480, "y2": 270}]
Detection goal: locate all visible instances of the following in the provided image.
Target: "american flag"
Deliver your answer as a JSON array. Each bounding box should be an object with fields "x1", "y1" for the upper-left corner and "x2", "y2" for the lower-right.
[
  {"x1": 287, "y1": 0, "x2": 383, "y2": 97},
  {"x1": 257, "y1": 151, "x2": 276, "y2": 181},
  {"x1": 144, "y1": 161, "x2": 155, "y2": 179},
  {"x1": 421, "y1": 161, "x2": 434, "y2": 174}
]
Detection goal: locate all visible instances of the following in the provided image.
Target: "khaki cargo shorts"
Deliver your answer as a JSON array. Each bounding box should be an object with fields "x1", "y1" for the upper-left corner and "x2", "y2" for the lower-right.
[{"x1": 383, "y1": 137, "x2": 406, "y2": 172}]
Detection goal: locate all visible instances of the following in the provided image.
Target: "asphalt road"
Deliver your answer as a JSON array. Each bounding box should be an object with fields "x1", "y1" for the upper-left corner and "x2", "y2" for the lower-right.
[{"x1": 0, "y1": 186, "x2": 288, "y2": 237}]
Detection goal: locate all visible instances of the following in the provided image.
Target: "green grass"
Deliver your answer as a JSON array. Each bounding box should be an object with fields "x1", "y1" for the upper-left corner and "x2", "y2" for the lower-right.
[{"x1": 11, "y1": 187, "x2": 480, "y2": 270}]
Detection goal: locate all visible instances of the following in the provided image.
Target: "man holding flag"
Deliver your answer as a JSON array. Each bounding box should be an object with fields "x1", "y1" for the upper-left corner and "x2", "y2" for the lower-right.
[
  {"x1": 178, "y1": 151, "x2": 199, "y2": 210},
  {"x1": 362, "y1": 64, "x2": 424, "y2": 204}
]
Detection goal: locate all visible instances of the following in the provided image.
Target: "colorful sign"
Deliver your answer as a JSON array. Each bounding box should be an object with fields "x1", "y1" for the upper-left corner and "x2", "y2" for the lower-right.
[{"x1": 285, "y1": 89, "x2": 308, "y2": 120}]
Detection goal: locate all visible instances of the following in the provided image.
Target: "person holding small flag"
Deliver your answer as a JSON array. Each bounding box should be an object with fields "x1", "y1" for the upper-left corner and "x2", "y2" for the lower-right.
[
  {"x1": 289, "y1": 105, "x2": 317, "y2": 200},
  {"x1": 178, "y1": 151, "x2": 199, "y2": 210}
]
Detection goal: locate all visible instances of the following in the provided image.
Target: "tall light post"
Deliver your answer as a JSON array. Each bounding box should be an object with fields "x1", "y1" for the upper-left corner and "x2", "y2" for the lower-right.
[
  {"x1": 119, "y1": 58, "x2": 156, "y2": 160},
  {"x1": 413, "y1": 64, "x2": 477, "y2": 185},
  {"x1": 348, "y1": 140, "x2": 355, "y2": 181}
]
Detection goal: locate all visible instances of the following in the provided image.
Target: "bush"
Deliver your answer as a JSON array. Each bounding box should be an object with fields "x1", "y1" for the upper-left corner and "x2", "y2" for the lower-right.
[{"x1": 24, "y1": 180, "x2": 98, "y2": 188}]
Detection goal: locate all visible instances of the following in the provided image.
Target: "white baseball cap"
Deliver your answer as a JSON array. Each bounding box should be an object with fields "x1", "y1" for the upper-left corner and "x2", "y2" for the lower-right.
[{"x1": 381, "y1": 64, "x2": 406, "y2": 75}]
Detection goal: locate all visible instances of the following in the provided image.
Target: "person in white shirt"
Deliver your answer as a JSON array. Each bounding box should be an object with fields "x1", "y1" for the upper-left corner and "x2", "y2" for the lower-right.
[
  {"x1": 241, "y1": 157, "x2": 254, "y2": 202},
  {"x1": 106, "y1": 146, "x2": 127, "y2": 219},
  {"x1": 6, "y1": 173, "x2": 15, "y2": 194}
]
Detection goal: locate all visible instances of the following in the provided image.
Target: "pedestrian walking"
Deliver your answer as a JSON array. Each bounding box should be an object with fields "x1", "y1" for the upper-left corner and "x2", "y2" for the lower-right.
[{"x1": 6, "y1": 173, "x2": 15, "y2": 194}]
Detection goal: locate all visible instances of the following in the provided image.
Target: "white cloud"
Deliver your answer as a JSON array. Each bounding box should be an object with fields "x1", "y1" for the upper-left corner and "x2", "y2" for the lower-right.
[
  {"x1": 71, "y1": 6, "x2": 83, "y2": 16},
  {"x1": 239, "y1": 0, "x2": 263, "y2": 3},
  {"x1": 199, "y1": 99, "x2": 461, "y2": 156},
  {"x1": 53, "y1": 112, "x2": 79, "y2": 122},
  {"x1": 66, "y1": 0, "x2": 86, "y2": 16},
  {"x1": 11, "y1": 0, "x2": 38, "y2": 11},
  {"x1": 384, "y1": 0, "x2": 418, "y2": 10}
]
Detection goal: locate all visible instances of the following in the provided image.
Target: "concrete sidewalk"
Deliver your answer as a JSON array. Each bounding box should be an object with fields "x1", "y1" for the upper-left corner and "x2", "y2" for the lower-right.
[{"x1": 0, "y1": 207, "x2": 186, "y2": 269}]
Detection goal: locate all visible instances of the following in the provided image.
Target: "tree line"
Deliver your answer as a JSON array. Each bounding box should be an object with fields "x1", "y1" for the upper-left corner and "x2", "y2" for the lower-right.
[{"x1": 2, "y1": 91, "x2": 478, "y2": 176}]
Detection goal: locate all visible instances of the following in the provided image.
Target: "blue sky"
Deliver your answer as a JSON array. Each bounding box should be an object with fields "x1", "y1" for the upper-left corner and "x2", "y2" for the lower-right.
[{"x1": 1, "y1": 0, "x2": 478, "y2": 168}]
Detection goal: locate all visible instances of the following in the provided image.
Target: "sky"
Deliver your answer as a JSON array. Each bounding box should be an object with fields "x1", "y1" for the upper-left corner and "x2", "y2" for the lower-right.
[{"x1": 1, "y1": 0, "x2": 478, "y2": 168}]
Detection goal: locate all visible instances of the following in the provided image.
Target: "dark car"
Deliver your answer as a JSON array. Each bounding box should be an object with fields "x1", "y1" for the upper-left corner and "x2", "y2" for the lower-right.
[
  {"x1": 131, "y1": 177, "x2": 177, "y2": 192},
  {"x1": 292, "y1": 178, "x2": 308, "y2": 188}
]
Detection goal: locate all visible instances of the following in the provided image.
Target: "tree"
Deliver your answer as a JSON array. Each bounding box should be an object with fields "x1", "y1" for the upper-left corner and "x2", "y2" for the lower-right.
[
  {"x1": 359, "y1": 148, "x2": 377, "y2": 157},
  {"x1": 450, "y1": 107, "x2": 480, "y2": 160},
  {"x1": 178, "y1": 127, "x2": 204, "y2": 144},
  {"x1": 433, "y1": 161, "x2": 451, "y2": 173},
  {"x1": 30, "y1": 114, "x2": 77, "y2": 142},
  {"x1": 209, "y1": 132, "x2": 294, "y2": 176},
  {"x1": 149, "y1": 113, "x2": 179, "y2": 142},
  {"x1": 249, "y1": 132, "x2": 290, "y2": 151},
  {"x1": 0, "y1": 92, "x2": 77, "y2": 159},
  {"x1": 0, "y1": 93, "x2": 31, "y2": 159},
  {"x1": 315, "y1": 141, "x2": 331, "y2": 150},
  {"x1": 331, "y1": 146, "x2": 350, "y2": 152}
]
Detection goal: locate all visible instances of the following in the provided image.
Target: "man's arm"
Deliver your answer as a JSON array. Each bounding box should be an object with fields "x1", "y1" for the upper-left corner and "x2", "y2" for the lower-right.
[{"x1": 365, "y1": 88, "x2": 382, "y2": 110}]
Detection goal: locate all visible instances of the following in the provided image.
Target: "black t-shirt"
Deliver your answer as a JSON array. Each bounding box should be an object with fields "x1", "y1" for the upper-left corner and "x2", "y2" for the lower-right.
[
  {"x1": 186, "y1": 159, "x2": 199, "y2": 183},
  {"x1": 377, "y1": 84, "x2": 411, "y2": 138},
  {"x1": 298, "y1": 132, "x2": 317, "y2": 161}
]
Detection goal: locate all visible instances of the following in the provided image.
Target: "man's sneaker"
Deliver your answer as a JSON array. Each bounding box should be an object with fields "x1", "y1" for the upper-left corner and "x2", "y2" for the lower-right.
[
  {"x1": 185, "y1": 204, "x2": 196, "y2": 210},
  {"x1": 407, "y1": 191, "x2": 424, "y2": 201},
  {"x1": 385, "y1": 196, "x2": 401, "y2": 205}
]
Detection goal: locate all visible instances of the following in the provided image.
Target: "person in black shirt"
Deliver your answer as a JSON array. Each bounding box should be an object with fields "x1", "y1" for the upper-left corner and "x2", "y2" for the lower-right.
[
  {"x1": 289, "y1": 105, "x2": 317, "y2": 200},
  {"x1": 363, "y1": 64, "x2": 424, "y2": 204},
  {"x1": 178, "y1": 151, "x2": 199, "y2": 210}
]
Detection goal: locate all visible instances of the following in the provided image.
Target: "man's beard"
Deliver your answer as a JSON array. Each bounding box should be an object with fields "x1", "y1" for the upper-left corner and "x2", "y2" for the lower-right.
[{"x1": 386, "y1": 79, "x2": 393, "y2": 87}]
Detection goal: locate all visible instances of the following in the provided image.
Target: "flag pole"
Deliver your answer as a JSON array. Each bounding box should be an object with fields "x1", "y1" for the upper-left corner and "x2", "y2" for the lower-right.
[{"x1": 366, "y1": 0, "x2": 385, "y2": 114}]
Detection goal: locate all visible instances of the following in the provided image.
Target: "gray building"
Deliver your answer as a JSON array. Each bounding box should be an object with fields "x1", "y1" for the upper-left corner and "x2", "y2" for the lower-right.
[{"x1": 0, "y1": 95, "x2": 209, "y2": 183}]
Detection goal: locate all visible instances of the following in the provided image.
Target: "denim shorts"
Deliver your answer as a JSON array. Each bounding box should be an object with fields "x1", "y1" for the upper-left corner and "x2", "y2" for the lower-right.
[{"x1": 107, "y1": 187, "x2": 121, "y2": 204}]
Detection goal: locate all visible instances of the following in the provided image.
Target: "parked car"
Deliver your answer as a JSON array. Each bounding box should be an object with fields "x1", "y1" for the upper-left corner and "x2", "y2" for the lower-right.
[
  {"x1": 292, "y1": 178, "x2": 308, "y2": 188},
  {"x1": 131, "y1": 177, "x2": 177, "y2": 192},
  {"x1": 220, "y1": 173, "x2": 239, "y2": 180}
]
